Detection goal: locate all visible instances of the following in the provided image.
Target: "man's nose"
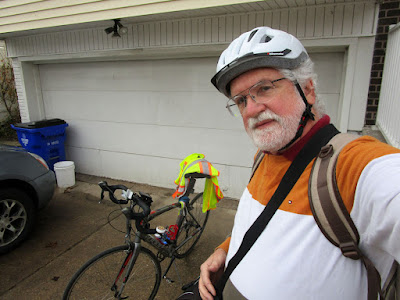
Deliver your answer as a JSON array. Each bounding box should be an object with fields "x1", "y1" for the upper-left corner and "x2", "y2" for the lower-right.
[{"x1": 243, "y1": 95, "x2": 266, "y2": 118}]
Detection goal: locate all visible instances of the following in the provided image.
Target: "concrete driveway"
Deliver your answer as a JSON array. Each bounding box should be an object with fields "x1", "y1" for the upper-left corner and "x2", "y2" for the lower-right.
[{"x1": 0, "y1": 174, "x2": 237, "y2": 300}]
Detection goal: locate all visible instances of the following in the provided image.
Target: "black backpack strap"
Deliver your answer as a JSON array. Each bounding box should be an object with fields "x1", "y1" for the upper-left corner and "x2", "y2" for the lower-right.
[
  {"x1": 215, "y1": 124, "x2": 340, "y2": 299},
  {"x1": 309, "y1": 133, "x2": 383, "y2": 300}
]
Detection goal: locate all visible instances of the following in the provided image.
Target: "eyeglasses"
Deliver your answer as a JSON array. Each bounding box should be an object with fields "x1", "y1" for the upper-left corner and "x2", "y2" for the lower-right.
[{"x1": 226, "y1": 77, "x2": 286, "y2": 117}]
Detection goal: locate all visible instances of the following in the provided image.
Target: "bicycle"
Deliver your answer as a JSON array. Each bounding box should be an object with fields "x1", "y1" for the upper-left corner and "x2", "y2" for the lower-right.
[{"x1": 63, "y1": 173, "x2": 210, "y2": 300}]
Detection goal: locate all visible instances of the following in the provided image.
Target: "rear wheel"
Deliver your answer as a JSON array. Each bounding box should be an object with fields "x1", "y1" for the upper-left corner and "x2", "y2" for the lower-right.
[
  {"x1": 63, "y1": 245, "x2": 161, "y2": 300},
  {"x1": 175, "y1": 193, "x2": 209, "y2": 258},
  {"x1": 0, "y1": 188, "x2": 36, "y2": 254}
]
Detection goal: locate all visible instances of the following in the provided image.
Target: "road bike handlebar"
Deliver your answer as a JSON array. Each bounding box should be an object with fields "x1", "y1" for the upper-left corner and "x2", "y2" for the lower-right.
[
  {"x1": 98, "y1": 181, "x2": 151, "y2": 220},
  {"x1": 98, "y1": 181, "x2": 129, "y2": 204}
]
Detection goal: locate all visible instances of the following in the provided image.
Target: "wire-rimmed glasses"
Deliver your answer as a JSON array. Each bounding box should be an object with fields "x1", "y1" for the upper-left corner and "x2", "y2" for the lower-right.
[{"x1": 226, "y1": 77, "x2": 286, "y2": 117}]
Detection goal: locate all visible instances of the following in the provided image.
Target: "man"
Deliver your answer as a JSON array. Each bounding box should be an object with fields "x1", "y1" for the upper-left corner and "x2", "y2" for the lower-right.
[{"x1": 198, "y1": 27, "x2": 400, "y2": 299}]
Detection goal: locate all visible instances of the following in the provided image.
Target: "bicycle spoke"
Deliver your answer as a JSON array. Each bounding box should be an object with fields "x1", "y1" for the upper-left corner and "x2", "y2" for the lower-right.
[
  {"x1": 175, "y1": 227, "x2": 202, "y2": 251},
  {"x1": 174, "y1": 193, "x2": 209, "y2": 258},
  {"x1": 187, "y1": 210, "x2": 201, "y2": 227},
  {"x1": 64, "y1": 183, "x2": 210, "y2": 300},
  {"x1": 63, "y1": 246, "x2": 161, "y2": 300}
]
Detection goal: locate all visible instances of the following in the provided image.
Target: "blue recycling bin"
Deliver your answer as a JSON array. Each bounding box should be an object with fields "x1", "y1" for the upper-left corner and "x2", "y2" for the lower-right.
[{"x1": 11, "y1": 118, "x2": 68, "y2": 171}]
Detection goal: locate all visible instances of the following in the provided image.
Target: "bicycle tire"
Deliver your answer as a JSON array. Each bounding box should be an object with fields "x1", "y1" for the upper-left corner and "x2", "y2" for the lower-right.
[
  {"x1": 175, "y1": 192, "x2": 209, "y2": 258},
  {"x1": 63, "y1": 245, "x2": 161, "y2": 300}
]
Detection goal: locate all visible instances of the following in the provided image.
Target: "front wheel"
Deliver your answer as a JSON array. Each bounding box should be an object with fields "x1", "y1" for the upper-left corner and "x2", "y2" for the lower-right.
[
  {"x1": 175, "y1": 192, "x2": 209, "y2": 258},
  {"x1": 0, "y1": 188, "x2": 36, "y2": 254},
  {"x1": 63, "y1": 245, "x2": 161, "y2": 300}
]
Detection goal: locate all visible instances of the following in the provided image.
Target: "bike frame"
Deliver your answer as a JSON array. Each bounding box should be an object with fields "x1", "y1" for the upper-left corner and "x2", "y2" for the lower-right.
[
  {"x1": 111, "y1": 216, "x2": 143, "y2": 298},
  {"x1": 144, "y1": 197, "x2": 204, "y2": 254},
  {"x1": 65, "y1": 178, "x2": 209, "y2": 300},
  {"x1": 111, "y1": 195, "x2": 202, "y2": 294}
]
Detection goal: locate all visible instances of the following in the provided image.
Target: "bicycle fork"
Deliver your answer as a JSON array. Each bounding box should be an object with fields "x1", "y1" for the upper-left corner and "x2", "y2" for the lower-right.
[{"x1": 111, "y1": 238, "x2": 142, "y2": 299}]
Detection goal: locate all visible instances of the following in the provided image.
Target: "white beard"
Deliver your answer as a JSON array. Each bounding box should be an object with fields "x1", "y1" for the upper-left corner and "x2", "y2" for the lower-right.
[{"x1": 245, "y1": 100, "x2": 305, "y2": 153}]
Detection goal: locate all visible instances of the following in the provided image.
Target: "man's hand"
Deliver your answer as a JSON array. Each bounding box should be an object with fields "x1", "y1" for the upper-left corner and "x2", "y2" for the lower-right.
[{"x1": 199, "y1": 248, "x2": 227, "y2": 300}]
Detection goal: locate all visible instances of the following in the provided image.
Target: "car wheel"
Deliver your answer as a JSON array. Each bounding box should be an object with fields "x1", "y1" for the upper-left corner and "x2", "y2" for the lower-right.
[{"x1": 0, "y1": 188, "x2": 36, "y2": 254}]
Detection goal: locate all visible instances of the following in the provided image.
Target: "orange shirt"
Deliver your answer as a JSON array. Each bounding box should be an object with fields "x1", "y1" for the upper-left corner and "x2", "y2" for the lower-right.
[{"x1": 218, "y1": 135, "x2": 400, "y2": 253}]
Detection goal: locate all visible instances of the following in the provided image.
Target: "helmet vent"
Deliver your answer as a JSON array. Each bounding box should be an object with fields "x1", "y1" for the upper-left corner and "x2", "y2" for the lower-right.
[
  {"x1": 261, "y1": 35, "x2": 272, "y2": 43},
  {"x1": 248, "y1": 29, "x2": 258, "y2": 42}
]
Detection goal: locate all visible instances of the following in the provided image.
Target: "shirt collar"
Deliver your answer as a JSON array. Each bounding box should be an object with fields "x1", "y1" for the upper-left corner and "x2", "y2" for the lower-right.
[{"x1": 264, "y1": 115, "x2": 331, "y2": 161}]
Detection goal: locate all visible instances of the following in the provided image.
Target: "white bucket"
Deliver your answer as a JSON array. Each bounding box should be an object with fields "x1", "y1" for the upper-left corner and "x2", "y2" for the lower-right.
[{"x1": 54, "y1": 161, "x2": 75, "y2": 188}]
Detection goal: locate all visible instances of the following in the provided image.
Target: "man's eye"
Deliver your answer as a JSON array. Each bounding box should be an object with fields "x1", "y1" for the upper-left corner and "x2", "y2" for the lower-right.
[
  {"x1": 257, "y1": 85, "x2": 273, "y2": 96},
  {"x1": 233, "y1": 96, "x2": 246, "y2": 106}
]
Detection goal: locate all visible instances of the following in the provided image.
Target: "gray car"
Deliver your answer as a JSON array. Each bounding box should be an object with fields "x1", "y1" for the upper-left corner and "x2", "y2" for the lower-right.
[{"x1": 0, "y1": 145, "x2": 56, "y2": 254}]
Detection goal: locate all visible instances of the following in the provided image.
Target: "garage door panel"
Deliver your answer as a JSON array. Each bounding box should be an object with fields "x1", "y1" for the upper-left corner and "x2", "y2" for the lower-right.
[
  {"x1": 40, "y1": 61, "x2": 153, "y2": 92},
  {"x1": 43, "y1": 89, "x2": 242, "y2": 131},
  {"x1": 309, "y1": 52, "x2": 344, "y2": 94},
  {"x1": 224, "y1": 163, "x2": 252, "y2": 197},
  {"x1": 155, "y1": 91, "x2": 242, "y2": 130},
  {"x1": 153, "y1": 58, "x2": 218, "y2": 92},
  {"x1": 320, "y1": 93, "x2": 340, "y2": 125},
  {"x1": 66, "y1": 143, "x2": 251, "y2": 197},
  {"x1": 66, "y1": 146, "x2": 178, "y2": 189},
  {"x1": 40, "y1": 58, "x2": 218, "y2": 92},
  {"x1": 100, "y1": 151, "x2": 179, "y2": 189},
  {"x1": 67, "y1": 148, "x2": 250, "y2": 197},
  {"x1": 43, "y1": 90, "x2": 163, "y2": 124},
  {"x1": 66, "y1": 146, "x2": 103, "y2": 176},
  {"x1": 66, "y1": 119, "x2": 255, "y2": 168},
  {"x1": 41, "y1": 53, "x2": 343, "y2": 198}
]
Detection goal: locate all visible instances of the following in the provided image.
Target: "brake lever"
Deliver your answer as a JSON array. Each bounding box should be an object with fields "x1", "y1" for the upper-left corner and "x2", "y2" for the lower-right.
[
  {"x1": 99, "y1": 190, "x2": 105, "y2": 204},
  {"x1": 121, "y1": 189, "x2": 134, "y2": 200}
]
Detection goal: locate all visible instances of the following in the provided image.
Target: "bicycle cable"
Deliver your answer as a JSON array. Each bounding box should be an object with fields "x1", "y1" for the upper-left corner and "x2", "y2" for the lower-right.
[{"x1": 107, "y1": 209, "x2": 126, "y2": 234}]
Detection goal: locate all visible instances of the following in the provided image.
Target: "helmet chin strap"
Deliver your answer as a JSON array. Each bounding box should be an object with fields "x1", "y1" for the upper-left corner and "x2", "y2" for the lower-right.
[{"x1": 278, "y1": 81, "x2": 315, "y2": 152}]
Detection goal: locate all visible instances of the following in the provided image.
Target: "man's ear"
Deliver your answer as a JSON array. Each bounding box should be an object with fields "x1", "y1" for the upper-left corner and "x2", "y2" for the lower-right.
[{"x1": 304, "y1": 79, "x2": 316, "y2": 105}]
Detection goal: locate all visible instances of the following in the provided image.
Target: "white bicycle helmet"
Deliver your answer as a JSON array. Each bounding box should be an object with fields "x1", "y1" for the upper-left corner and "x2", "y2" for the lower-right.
[
  {"x1": 212, "y1": 26, "x2": 315, "y2": 152},
  {"x1": 211, "y1": 26, "x2": 309, "y2": 97}
]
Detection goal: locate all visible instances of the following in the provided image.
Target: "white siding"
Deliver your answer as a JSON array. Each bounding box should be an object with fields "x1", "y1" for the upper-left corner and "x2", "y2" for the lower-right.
[
  {"x1": 0, "y1": 0, "x2": 286, "y2": 34},
  {"x1": 376, "y1": 23, "x2": 400, "y2": 148},
  {"x1": 6, "y1": 2, "x2": 378, "y2": 58},
  {"x1": 10, "y1": 60, "x2": 29, "y2": 121},
  {"x1": 0, "y1": 1, "x2": 377, "y2": 35}
]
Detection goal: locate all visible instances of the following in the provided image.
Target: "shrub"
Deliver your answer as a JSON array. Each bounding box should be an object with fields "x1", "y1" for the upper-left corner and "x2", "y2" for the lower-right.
[{"x1": 0, "y1": 56, "x2": 20, "y2": 140}]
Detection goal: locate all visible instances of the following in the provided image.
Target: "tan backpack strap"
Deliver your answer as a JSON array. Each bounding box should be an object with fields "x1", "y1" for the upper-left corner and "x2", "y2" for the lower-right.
[
  {"x1": 249, "y1": 150, "x2": 265, "y2": 183},
  {"x1": 309, "y1": 133, "x2": 383, "y2": 300},
  {"x1": 309, "y1": 133, "x2": 359, "y2": 250},
  {"x1": 382, "y1": 261, "x2": 399, "y2": 300}
]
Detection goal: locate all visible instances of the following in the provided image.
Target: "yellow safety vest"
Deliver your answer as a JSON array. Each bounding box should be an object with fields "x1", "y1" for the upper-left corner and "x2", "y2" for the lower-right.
[{"x1": 172, "y1": 153, "x2": 223, "y2": 212}]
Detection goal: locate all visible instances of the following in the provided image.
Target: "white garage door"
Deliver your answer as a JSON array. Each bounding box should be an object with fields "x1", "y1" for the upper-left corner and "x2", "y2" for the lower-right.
[
  {"x1": 39, "y1": 53, "x2": 344, "y2": 199},
  {"x1": 310, "y1": 52, "x2": 345, "y2": 125}
]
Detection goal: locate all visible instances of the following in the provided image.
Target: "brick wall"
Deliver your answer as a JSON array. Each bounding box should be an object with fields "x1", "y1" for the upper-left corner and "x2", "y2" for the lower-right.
[{"x1": 365, "y1": 0, "x2": 400, "y2": 125}]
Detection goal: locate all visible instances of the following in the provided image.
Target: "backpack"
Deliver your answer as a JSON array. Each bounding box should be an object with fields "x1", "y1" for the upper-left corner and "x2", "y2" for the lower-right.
[{"x1": 251, "y1": 133, "x2": 399, "y2": 300}]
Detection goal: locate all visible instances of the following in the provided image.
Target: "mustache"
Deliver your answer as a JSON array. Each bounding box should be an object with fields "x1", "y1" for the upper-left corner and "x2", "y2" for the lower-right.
[{"x1": 247, "y1": 110, "x2": 282, "y2": 129}]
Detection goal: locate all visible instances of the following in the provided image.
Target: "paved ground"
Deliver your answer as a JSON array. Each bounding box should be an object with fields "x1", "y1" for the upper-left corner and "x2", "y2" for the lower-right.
[{"x1": 0, "y1": 174, "x2": 237, "y2": 300}]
